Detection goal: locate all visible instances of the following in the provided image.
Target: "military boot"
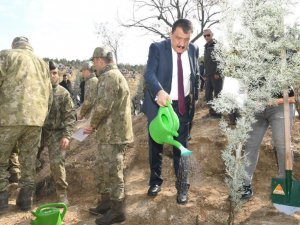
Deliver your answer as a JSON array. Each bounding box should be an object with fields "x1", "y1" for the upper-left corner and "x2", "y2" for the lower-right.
[
  {"x1": 8, "y1": 172, "x2": 20, "y2": 183},
  {"x1": 95, "y1": 200, "x2": 125, "y2": 225},
  {"x1": 16, "y1": 187, "x2": 33, "y2": 211},
  {"x1": 89, "y1": 193, "x2": 111, "y2": 215},
  {"x1": 0, "y1": 191, "x2": 8, "y2": 213}
]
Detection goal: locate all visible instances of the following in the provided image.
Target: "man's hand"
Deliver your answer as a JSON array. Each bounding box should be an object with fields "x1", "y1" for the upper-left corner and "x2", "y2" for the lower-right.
[
  {"x1": 60, "y1": 138, "x2": 70, "y2": 150},
  {"x1": 214, "y1": 74, "x2": 220, "y2": 80},
  {"x1": 156, "y1": 90, "x2": 172, "y2": 107},
  {"x1": 84, "y1": 126, "x2": 95, "y2": 134}
]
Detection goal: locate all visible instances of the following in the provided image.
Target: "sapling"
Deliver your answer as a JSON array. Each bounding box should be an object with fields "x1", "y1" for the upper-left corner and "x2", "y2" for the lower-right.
[{"x1": 212, "y1": 0, "x2": 300, "y2": 224}]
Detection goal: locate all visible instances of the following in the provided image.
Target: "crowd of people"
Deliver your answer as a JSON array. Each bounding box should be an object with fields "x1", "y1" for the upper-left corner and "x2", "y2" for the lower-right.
[{"x1": 0, "y1": 18, "x2": 297, "y2": 225}]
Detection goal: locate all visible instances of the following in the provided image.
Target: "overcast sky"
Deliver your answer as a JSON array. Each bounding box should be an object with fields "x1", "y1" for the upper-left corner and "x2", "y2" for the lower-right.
[
  {"x1": 0, "y1": 0, "x2": 154, "y2": 64},
  {"x1": 0, "y1": 0, "x2": 299, "y2": 65}
]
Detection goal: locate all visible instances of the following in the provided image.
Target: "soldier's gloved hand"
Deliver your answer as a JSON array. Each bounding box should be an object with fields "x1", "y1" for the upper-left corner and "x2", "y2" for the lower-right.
[{"x1": 60, "y1": 137, "x2": 70, "y2": 150}]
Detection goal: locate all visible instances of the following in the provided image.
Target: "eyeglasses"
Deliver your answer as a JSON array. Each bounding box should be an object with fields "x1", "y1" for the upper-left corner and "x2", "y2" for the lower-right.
[
  {"x1": 204, "y1": 34, "x2": 211, "y2": 38},
  {"x1": 50, "y1": 71, "x2": 58, "y2": 75}
]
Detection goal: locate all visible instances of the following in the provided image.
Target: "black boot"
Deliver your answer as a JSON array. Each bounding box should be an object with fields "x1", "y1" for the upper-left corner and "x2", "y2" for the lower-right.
[
  {"x1": 176, "y1": 183, "x2": 190, "y2": 205},
  {"x1": 0, "y1": 191, "x2": 8, "y2": 213},
  {"x1": 89, "y1": 193, "x2": 111, "y2": 215},
  {"x1": 95, "y1": 200, "x2": 126, "y2": 225},
  {"x1": 16, "y1": 187, "x2": 33, "y2": 211},
  {"x1": 8, "y1": 172, "x2": 20, "y2": 183}
]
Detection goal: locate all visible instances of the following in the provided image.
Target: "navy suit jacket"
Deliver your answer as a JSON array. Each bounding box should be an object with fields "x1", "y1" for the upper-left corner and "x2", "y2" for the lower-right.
[{"x1": 143, "y1": 39, "x2": 200, "y2": 123}]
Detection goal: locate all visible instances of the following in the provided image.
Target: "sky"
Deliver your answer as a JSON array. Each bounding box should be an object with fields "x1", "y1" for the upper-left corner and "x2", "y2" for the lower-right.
[
  {"x1": 0, "y1": 0, "x2": 154, "y2": 65},
  {"x1": 0, "y1": 0, "x2": 299, "y2": 65}
]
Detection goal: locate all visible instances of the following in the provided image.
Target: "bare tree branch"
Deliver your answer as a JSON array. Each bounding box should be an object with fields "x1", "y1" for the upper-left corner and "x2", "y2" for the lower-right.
[
  {"x1": 121, "y1": 0, "x2": 223, "y2": 42},
  {"x1": 94, "y1": 22, "x2": 124, "y2": 64}
]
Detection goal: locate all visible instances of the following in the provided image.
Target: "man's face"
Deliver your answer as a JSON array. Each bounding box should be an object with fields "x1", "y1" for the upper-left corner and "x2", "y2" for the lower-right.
[
  {"x1": 50, "y1": 69, "x2": 59, "y2": 85},
  {"x1": 170, "y1": 26, "x2": 192, "y2": 54},
  {"x1": 92, "y1": 57, "x2": 105, "y2": 72},
  {"x1": 63, "y1": 75, "x2": 67, "y2": 81},
  {"x1": 203, "y1": 30, "x2": 213, "y2": 43},
  {"x1": 81, "y1": 69, "x2": 90, "y2": 79}
]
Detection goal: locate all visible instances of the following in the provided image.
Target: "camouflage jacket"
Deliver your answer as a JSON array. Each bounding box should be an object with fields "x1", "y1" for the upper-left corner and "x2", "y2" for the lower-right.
[
  {"x1": 79, "y1": 74, "x2": 98, "y2": 118},
  {"x1": 0, "y1": 45, "x2": 52, "y2": 126},
  {"x1": 91, "y1": 64, "x2": 133, "y2": 144},
  {"x1": 43, "y1": 85, "x2": 76, "y2": 140}
]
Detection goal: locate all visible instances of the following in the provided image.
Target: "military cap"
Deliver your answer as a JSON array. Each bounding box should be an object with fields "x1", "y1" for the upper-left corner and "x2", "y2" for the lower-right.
[
  {"x1": 90, "y1": 46, "x2": 113, "y2": 60},
  {"x1": 80, "y1": 61, "x2": 94, "y2": 72},
  {"x1": 49, "y1": 61, "x2": 57, "y2": 71},
  {"x1": 11, "y1": 36, "x2": 30, "y2": 49}
]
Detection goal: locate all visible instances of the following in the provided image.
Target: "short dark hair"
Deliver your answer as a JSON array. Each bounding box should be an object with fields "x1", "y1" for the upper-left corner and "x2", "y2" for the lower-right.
[{"x1": 172, "y1": 19, "x2": 193, "y2": 34}]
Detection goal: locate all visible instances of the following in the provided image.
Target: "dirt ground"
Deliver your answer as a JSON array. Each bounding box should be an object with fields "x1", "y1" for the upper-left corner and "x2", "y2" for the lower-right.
[{"x1": 1, "y1": 91, "x2": 300, "y2": 225}]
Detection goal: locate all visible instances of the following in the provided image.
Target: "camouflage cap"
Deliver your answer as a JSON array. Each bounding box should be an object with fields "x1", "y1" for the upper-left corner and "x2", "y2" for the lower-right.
[
  {"x1": 80, "y1": 61, "x2": 94, "y2": 72},
  {"x1": 90, "y1": 46, "x2": 113, "y2": 60},
  {"x1": 49, "y1": 61, "x2": 57, "y2": 71},
  {"x1": 11, "y1": 36, "x2": 30, "y2": 49}
]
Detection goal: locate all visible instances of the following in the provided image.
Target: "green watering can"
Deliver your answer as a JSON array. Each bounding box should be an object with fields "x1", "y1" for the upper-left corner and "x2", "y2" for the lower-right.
[
  {"x1": 31, "y1": 203, "x2": 67, "y2": 225},
  {"x1": 149, "y1": 100, "x2": 192, "y2": 156}
]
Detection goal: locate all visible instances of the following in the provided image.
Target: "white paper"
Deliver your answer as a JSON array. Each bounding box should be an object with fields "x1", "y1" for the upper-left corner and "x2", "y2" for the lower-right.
[
  {"x1": 72, "y1": 128, "x2": 89, "y2": 142},
  {"x1": 222, "y1": 77, "x2": 247, "y2": 108}
]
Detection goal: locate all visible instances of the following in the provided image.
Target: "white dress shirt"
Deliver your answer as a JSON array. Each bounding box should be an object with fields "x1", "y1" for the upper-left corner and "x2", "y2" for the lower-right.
[{"x1": 169, "y1": 48, "x2": 191, "y2": 100}]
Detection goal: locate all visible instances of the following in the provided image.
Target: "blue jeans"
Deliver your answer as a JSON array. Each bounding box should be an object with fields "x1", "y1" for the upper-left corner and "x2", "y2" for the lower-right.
[{"x1": 244, "y1": 104, "x2": 294, "y2": 186}]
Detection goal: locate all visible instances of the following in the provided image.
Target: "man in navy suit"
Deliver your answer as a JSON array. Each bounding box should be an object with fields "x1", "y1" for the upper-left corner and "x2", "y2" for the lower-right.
[{"x1": 142, "y1": 19, "x2": 200, "y2": 204}]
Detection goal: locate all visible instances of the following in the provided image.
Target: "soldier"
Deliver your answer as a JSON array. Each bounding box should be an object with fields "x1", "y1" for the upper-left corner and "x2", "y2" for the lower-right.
[
  {"x1": 0, "y1": 36, "x2": 52, "y2": 212},
  {"x1": 40, "y1": 61, "x2": 76, "y2": 205},
  {"x1": 59, "y1": 74, "x2": 73, "y2": 94},
  {"x1": 84, "y1": 46, "x2": 133, "y2": 225},
  {"x1": 77, "y1": 61, "x2": 98, "y2": 120}
]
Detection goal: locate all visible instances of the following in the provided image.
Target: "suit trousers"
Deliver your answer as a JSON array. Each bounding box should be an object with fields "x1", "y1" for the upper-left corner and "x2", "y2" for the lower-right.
[
  {"x1": 148, "y1": 96, "x2": 190, "y2": 188},
  {"x1": 205, "y1": 75, "x2": 223, "y2": 103}
]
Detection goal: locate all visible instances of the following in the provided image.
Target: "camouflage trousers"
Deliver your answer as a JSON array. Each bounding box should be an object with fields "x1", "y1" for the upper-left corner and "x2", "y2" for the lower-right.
[
  {"x1": 0, "y1": 126, "x2": 41, "y2": 192},
  {"x1": 41, "y1": 130, "x2": 68, "y2": 193},
  {"x1": 95, "y1": 144, "x2": 126, "y2": 201},
  {"x1": 9, "y1": 144, "x2": 20, "y2": 175}
]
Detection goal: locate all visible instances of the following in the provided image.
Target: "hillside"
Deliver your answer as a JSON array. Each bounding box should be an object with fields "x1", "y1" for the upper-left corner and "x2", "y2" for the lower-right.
[{"x1": 1, "y1": 87, "x2": 300, "y2": 224}]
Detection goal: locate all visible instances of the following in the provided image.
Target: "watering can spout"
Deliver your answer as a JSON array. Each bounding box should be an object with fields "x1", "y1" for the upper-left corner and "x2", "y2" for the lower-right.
[
  {"x1": 178, "y1": 145, "x2": 193, "y2": 157},
  {"x1": 167, "y1": 139, "x2": 192, "y2": 157}
]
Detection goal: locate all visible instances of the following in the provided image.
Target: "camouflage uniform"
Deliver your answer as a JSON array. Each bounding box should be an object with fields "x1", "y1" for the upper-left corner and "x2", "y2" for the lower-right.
[
  {"x1": 0, "y1": 42, "x2": 52, "y2": 192},
  {"x1": 42, "y1": 85, "x2": 75, "y2": 195},
  {"x1": 79, "y1": 74, "x2": 98, "y2": 118},
  {"x1": 90, "y1": 64, "x2": 133, "y2": 201}
]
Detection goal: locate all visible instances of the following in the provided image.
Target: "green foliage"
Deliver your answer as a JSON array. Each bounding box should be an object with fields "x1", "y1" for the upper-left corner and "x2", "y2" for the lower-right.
[{"x1": 213, "y1": 0, "x2": 300, "y2": 223}]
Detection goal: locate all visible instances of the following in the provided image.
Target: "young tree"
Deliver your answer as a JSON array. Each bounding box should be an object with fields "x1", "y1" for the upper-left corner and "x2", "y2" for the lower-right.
[
  {"x1": 121, "y1": 0, "x2": 222, "y2": 42},
  {"x1": 212, "y1": 0, "x2": 300, "y2": 224}
]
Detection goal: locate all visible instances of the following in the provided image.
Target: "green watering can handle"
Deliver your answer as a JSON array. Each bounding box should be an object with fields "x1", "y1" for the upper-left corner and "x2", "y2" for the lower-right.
[
  {"x1": 35, "y1": 203, "x2": 67, "y2": 220},
  {"x1": 166, "y1": 100, "x2": 179, "y2": 136}
]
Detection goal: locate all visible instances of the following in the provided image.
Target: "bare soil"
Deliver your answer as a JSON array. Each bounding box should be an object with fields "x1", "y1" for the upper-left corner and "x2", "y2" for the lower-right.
[{"x1": 1, "y1": 91, "x2": 300, "y2": 225}]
